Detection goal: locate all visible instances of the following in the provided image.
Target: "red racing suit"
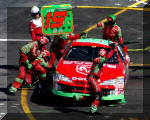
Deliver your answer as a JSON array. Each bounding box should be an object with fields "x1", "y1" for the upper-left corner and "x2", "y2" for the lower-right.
[
  {"x1": 49, "y1": 34, "x2": 80, "y2": 68},
  {"x1": 98, "y1": 22, "x2": 128, "y2": 54},
  {"x1": 9, "y1": 41, "x2": 46, "y2": 93},
  {"x1": 25, "y1": 54, "x2": 50, "y2": 86},
  {"x1": 29, "y1": 17, "x2": 43, "y2": 41},
  {"x1": 29, "y1": 17, "x2": 48, "y2": 50},
  {"x1": 97, "y1": 22, "x2": 123, "y2": 44},
  {"x1": 103, "y1": 24, "x2": 123, "y2": 44},
  {"x1": 88, "y1": 46, "x2": 116, "y2": 112}
]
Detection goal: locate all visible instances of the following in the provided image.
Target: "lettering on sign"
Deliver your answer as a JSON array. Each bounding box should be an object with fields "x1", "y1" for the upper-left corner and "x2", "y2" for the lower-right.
[{"x1": 44, "y1": 11, "x2": 67, "y2": 30}]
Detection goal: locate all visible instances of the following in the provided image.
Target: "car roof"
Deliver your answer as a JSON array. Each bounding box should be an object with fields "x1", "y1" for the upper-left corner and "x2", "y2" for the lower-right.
[{"x1": 71, "y1": 38, "x2": 113, "y2": 48}]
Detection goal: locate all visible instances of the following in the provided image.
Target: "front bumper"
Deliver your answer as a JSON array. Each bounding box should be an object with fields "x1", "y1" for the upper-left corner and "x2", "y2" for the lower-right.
[
  {"x1": 52, "y1": 88, "x2": 90, "y2": 98},
  {"x1": 52, "y1": 88, "x2": 125, "y2": 100}
]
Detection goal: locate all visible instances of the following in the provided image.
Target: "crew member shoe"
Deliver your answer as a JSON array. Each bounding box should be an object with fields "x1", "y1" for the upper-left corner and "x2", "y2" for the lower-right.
[
  {"x1": 5, "y1": 89, "x2": 15, "y2": 96},
  {"x1": 90, "y1": 105, "x2": 98, "y2": 114},
  {"x1": 5, "y1": 85, "x2": 16, "y2": 96}
]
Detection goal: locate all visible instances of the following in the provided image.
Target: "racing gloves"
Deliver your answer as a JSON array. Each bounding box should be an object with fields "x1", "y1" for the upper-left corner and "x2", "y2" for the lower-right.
[
  {"x1": 97, "y1": 22, "x2": 104, "y2": 28},
  {"x1": 25, "y1": 60, "x2": 33, "y2": 69}
]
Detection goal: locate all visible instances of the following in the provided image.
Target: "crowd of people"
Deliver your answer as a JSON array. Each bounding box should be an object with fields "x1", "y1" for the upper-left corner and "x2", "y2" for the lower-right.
[{"x1": 6, "y1": 6, "x2": 129, "y2": 114}]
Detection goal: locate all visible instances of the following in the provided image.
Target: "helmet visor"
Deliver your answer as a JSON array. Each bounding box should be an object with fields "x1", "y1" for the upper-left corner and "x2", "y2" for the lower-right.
[
  {"x1": 32, "y1": 11, "x2": 40, "y2": 17},
  {"x1": 107, "y1": 17, "x2": 113, "y2": 22}
]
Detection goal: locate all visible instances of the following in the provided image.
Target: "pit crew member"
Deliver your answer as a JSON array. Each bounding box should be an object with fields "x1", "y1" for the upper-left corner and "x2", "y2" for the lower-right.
[
  {"x1": 97, "y1": 14, "x2": 128, "y2": 55},
  {"x1": 49, "y1": 32, "x2": 86, "y2": 68},
  {"x1": 25, "y1": 50, "x2": 50, "y2": 87},
  {"x1": 88, "y1": 43, "x2": 117, "y2": 114},
  {"x1": 29, "y1": 6, "x2": 43, "y2": 41},
  {"x1": 29, "y1": 6, "x2": 51, "y2": 47},
  {"x1": 7, "y1": 37, "x2": 49, "y2": 95}
]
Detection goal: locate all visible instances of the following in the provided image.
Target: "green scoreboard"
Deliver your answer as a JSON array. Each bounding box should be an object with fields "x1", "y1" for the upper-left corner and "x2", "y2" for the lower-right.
[{"x1": 41, "y1": 4, "x2": 74, "y2": 35}]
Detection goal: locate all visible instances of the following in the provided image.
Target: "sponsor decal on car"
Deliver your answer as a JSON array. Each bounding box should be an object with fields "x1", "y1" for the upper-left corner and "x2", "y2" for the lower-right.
[
  {"x1": 118, "y1": 77, "x2": 124, "y2": 82},
  {"x1": 63, "y1": 61, "x2": 73, "y2": 64},
  {"x1": 117, "y1": 77, "x2": 124, "y2": 89},
  {"x1": 63, "y1": 61, "x2": 92, "y2": 65},
  {"x1": 76, "y1": 65, "x2": 91, "y2": 75},
  {"x1": 119, "y1": 89, "x2": 124, "y2": 95},
  {"x1": 104, "y1": 64, "x2": 117, "y2": 68},
  {"x1": 72, "y1": 77, "x2": 87, "y2": 81}
]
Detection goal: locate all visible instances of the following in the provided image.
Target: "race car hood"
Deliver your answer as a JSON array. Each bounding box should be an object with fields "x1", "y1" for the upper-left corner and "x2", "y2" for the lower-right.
[
  {"x1": 56, "y1": 59, "x2": 124, "y2": 82},
  {"x1": 56, "y1": 59, "x2": 91, "y2": 80}
]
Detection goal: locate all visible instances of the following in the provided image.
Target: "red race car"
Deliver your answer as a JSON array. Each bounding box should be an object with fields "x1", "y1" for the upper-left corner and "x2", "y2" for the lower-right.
[{"x1": 52, "y1": 38, "x2": 130, "y2": 101}]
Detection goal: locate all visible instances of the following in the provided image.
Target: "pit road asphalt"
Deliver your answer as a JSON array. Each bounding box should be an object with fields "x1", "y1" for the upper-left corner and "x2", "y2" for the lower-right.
[{"x1": 0, "y1": 0, "x2": 150, "y2": 120}]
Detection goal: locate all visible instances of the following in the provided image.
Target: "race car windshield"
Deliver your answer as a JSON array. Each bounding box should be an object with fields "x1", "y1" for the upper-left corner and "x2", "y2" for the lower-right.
[{"x1": 64, "y1": 46, "x2": 119, "y2": 64}]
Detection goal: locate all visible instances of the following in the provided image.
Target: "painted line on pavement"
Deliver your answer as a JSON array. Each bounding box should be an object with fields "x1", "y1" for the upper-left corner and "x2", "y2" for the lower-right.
[
  {"x1": 130, "y1": 62, "x2": 150, "y2": 67},
  {"x1": 77, "y1": 6, "x2": 150, "y2": 11},
  {"x1": 0, "y1": 39, "x2": 32, "y2": 41},
  {"x1": 128, "y1": 49, "x2": 144, "y2": 51},
  {"x1": 21, "y1": 88, "x2": 36, "y2": 120},
  {"x1": 128, "y1": 45, "x2": 150, "y2": 51},
  {"x1": 83, "y1": 0, "x2": 148, "y2": 33}
]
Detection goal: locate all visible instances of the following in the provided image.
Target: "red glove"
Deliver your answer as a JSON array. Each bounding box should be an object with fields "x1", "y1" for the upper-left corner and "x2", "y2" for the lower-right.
[
  {"x1": 123, "y1": 45, "x2": 128, "y2": 54},
  {"x1": 31, "y1": 60, "x2": 41, "y2": 66},
  {"x1": 97, "y1": 23, "x2": 104, "y2": 28},
  {"x1": 93, "y1": 58, "x2": 100, "y2": 64}
]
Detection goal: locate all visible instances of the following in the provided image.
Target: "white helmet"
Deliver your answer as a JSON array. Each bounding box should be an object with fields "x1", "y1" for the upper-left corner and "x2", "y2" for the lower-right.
[{"x1": 31, "y1": 6, "x2": 40, "y2": 14}]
